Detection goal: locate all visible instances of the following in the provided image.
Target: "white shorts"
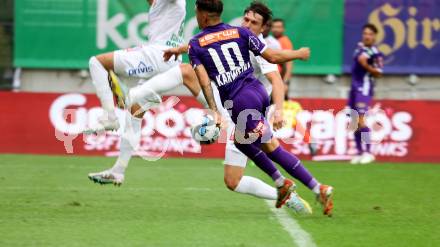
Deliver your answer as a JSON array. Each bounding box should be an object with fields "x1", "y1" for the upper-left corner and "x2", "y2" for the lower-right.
[
  {"x1": 114, "y1": 44, "x2": 181, "y2": 110},
  {"x1": 223, "y1": 116, "x2": 248, "y2": 168},
  {"x1": 114, "y1": 44, "x2": 180, "y2": 80},
  {"x1": 211, "y1": 85, "x2": 249, "y2": 168}
]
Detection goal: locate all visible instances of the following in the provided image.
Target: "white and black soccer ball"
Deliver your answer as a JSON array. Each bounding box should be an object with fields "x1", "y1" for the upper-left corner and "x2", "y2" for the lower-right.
[{"x1": 191, "y1": 115, "x2": 220, "y2": 145}]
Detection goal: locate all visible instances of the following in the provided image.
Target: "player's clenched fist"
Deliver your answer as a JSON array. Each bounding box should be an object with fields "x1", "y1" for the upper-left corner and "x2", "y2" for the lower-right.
[{"x1": 297, "y1": 47, "x2": 310, "y2": 61}]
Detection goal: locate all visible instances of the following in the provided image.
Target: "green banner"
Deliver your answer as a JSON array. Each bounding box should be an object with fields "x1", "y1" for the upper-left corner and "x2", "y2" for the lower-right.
[{"x1": 14, "y1": 0, "x2": 343, "y2": 74}]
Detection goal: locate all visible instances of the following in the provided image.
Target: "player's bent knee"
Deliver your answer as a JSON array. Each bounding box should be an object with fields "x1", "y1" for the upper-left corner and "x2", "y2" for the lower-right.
[
  {"x1": 356, "y1": 115, "x2": 366, "y2": 130},
  {"x1": 261, "y1": 139, "x2": 279, "y2": 153},
  {"x1": 180, "y1": 64, "x2": 194, "y2": 81},
  {"x1": 179, "y1": 63, "x2": 192, "y2": 73},
  {"x1": 224, "y1": 175, "x2": 241, "y2": 191},
  {"x1": 130, "y1": 104, "x2": 145, "y2": 118},
  {"x1": 95, "y1": 53, "x2": 114, "y2": 71}
]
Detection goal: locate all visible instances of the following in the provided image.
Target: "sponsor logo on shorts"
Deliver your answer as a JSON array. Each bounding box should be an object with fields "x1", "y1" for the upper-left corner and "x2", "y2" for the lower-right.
[
  {"x1": 128, "y1": 62, "x2": 154, "y2": 76},
  {"x1": 252, "y1": 121, "x2": 267, "y2": 137}
]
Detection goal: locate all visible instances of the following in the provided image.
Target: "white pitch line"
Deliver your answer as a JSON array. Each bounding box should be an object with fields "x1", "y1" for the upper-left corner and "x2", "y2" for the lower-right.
[{"x1": 265, "y1": 200, "x2": 317, "y2": 247}]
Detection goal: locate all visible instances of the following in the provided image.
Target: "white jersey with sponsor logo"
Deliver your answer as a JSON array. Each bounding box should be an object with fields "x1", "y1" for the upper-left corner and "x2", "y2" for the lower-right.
[
  {"x1": 147, "y1": 0, "x2": 186, "y2": 47},
  {"x1": 250, "y1": 34, "x2": 280, "y2": 95}
]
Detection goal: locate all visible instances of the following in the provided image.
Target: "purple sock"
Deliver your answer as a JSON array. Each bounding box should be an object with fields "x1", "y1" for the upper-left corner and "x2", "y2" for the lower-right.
[
  {"x1": 235, "y1": 143, "x2": 283, "y2": 183},
  {"x1": 267, "y1": 146, "x2": 318, "y2": 190},
  {"x1": 354, "y1": 129, "x2": 363, "y2": 155},
  {"x1": 360, "y1": 127, "x2": 371, "y2": 153}
]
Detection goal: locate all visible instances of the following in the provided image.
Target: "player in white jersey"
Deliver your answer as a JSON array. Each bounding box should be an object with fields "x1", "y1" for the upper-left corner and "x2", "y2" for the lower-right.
[
  {"x1": 164, "y1": 2, "x2": 312, "y2": 214},
  {"x1": 250, "y1": 35, "x2": 280, "y2": 96},
  {"x1": 87, "y1": 0, "x2": 209, "y2": 184},
  {"x1": 262, "y1": 19, "x2": 282, "y2": 52}
]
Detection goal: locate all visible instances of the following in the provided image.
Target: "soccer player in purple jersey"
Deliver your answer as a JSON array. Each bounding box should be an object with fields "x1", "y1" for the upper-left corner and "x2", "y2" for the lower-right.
[
  {"x1": 188, "y1": 0, "x2": 334, "y2": 215},
  {"x1": 348, "y1": 24, "x2": 384, "y2": 165},
  {"x1": 165, "y1": 2, "x2": 314, "y2": 214}
]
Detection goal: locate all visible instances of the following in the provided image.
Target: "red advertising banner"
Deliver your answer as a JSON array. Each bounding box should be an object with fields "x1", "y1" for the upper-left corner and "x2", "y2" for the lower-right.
[{"x1": 0, "y1": 91, "x2": 439, "y2": 163}]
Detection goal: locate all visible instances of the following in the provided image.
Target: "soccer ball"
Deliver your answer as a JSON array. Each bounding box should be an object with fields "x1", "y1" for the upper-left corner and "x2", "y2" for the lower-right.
[{"x1": 191, "y1": 115, "x2": 220, "y2": 145}]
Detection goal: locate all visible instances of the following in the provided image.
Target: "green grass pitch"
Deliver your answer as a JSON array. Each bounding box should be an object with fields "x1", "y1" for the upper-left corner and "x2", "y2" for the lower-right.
[{"x1": 0, "y1": 154, "x2": 439, "y2": 247}]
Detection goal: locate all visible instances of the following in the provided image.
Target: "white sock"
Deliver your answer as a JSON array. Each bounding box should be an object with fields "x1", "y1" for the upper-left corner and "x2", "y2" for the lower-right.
[
  {"x1": 129, "y1": 65, "x2": 183, "y2": 105},
  {"x1": 312, "y1": 183, "x2": 321, "y2": 195},
  {"x1": 234, "y1": 176, "x2": 278, "y2": 200},
  {"x1": 89, "y1": 56, "x2": 115, "y2": 117},
  {"x1": 196, "y1": 91, "x2": 208, "y2": 108},
  {"x1": 275, "y1": 175, "x2": 285, "y2": 188},
  {"x1": 111, "y1": 113, "x2": 142, "y2": 174}
]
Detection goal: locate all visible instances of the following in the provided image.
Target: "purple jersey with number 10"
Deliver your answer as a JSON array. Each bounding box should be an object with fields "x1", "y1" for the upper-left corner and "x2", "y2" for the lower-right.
[
  {"x1": 189, "y1": 23, "x2": 272, "y2": 136},
  {"x1": 188, "y1": 23, "x2": 267, "y2": 103}
]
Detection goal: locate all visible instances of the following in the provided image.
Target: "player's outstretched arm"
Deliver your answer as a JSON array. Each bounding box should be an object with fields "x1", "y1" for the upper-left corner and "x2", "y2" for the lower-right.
[
  {"x1": 358, "y1": 55, "x2": 383, "y2": 78},
  {"x1": 194, "y1": 64, "x2": 221, "y2": 125},
  {"x1": 163, "y1": 44, "x2": 189, "y2": 61},
  {"x1": 261, "y1": 47, "x2": 310, "y2": 65}
]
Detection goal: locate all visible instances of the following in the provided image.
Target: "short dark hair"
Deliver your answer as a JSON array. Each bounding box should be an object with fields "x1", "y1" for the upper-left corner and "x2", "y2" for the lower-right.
[
  {"x1": 244, "y1": 1, "x2": 273, "y2": 25},
  {"x1": 196, "y1": 0, "x2": 223, "y2": 16},
  {"x1": 272, "y1": 18, "x2": 284, "y2": 25},
  {"x1": 363, "y1": 23, "x2": 378, "y2": 34}
]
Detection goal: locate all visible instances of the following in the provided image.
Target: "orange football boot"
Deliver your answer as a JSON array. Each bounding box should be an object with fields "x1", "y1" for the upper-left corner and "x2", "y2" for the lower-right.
[{"x1": 276, "y1": 179, "x2": 296, "y2": 208}]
